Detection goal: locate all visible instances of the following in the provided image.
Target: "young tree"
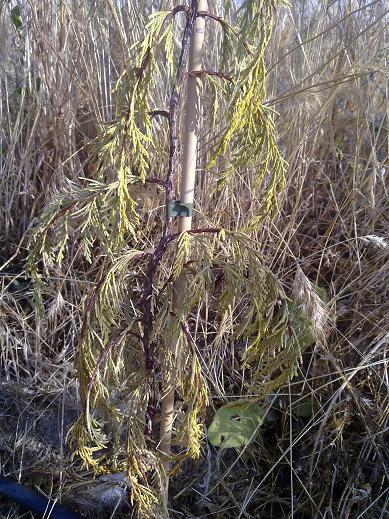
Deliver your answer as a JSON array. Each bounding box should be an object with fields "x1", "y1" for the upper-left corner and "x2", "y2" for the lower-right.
[{"x1": 29, "y1": 0, "x2": 304, "y2": 517}]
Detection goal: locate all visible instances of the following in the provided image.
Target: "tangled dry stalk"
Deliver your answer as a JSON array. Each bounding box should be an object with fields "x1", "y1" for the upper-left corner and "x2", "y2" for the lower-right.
[{"x1": 0, "y1": 0, "x2": 388, "y2": 518}]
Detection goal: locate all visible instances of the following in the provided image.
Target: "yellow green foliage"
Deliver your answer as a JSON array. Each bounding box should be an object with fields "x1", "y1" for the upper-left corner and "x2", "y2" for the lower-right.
[{"x1": 27, "y1": 2, "x2": 293, "y2": 517}]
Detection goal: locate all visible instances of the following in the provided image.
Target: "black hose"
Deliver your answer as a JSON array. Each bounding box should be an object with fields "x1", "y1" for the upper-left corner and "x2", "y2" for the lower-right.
[{"x1": 0, "y1": 476, "x2": 83, "y2": 518}]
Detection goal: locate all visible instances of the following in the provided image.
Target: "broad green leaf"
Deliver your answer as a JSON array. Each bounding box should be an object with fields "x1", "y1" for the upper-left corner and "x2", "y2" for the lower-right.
[
  {"x1": 208, "y1": 401, "x2": 263, "y2": 448},
  {"x1": 11, "y1": 5, "x2": 22, "y2": 29}
]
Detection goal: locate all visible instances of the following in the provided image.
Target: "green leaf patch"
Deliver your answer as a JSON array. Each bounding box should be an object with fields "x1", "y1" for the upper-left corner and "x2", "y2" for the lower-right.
[
  {"x1": 208, "y1": 401, "x2": 264, "y2": 448},
  {"x1": 11, "y1": 5, "x2": 22, "y2": 29}
]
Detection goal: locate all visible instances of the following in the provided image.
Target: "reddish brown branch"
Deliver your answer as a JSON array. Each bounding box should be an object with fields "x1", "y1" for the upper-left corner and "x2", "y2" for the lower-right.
[
  {"x1": 145, "y1": 177, "x2": 166, "y2": 187},
  {"x1": 148, "y1": 109, "x2": 169, "y2": 120},
  {"x1": 181, "y1": 320, "x2": 193, "y2": 344},
  {"x1": 197, "y1": 10, "x2": 253, "y2": 55},
  {"x1": 141, "y1": 235, "x2": 172, "y2": 438},
  {"x1": 197, "y1": 10, "x2": 236, "y2": 32},
  {"x1": 138, "y1": 1, "x2": 221, "y2": 440},
  {"x1": 188, "y1": 69, "x2": 233, "y2": 83},
  {"x1": 184, "y1": 226, "x2": 221, "y2": 237}
]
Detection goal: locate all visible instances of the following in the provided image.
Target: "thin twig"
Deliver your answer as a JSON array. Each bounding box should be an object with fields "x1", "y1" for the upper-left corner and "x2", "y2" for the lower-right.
[
  {"x1": 188, "y1": 70, "x2": 233, "y2": 83},
  {"x1": 148, "y1": 109, "x2": 169, "y2": 119}
]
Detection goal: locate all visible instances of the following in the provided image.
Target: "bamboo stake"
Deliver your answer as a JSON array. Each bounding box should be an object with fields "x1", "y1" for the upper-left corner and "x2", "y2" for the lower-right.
[{"x1": 158, "y1": 0, "x2": 207, "y2": 503}]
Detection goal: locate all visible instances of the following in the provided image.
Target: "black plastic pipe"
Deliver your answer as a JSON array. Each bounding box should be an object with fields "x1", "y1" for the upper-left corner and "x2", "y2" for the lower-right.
[{"x1": 0, "y1": 476, "x2": 83, "y2": 518}]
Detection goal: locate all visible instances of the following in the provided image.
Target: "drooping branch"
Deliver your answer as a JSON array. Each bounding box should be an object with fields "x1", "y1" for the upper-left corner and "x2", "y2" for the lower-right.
[
  {"x1": 85, "y1": 326, "x2": 128, "y2": 410},
  {"x1": 83, "y1": 324, "x2": 143, "y2": 407},
  {"x1": 136, "y1": 5, "x2": 189, "y2": 81}
]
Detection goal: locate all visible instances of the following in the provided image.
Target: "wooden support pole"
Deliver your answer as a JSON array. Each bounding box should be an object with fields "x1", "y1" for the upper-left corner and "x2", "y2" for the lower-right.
[{"x1": 158, "y1": 0, "x2": 207, "y2": 506}]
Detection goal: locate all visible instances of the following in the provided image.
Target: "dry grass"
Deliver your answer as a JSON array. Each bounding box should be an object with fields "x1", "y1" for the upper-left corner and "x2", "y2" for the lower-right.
[{"x1": 0, "y1": 0, "x2": 388, "y2": 518}]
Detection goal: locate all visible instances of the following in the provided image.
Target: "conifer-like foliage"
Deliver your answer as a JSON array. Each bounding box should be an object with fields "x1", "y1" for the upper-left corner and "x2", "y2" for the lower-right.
[{"x1": 28, "y1": 1, "x2": 306, "y2": 517}]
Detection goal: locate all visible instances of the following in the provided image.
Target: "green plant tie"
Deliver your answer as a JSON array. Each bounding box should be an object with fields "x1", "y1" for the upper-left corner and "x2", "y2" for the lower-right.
[{"x1": 167, "y1": 201, "x2": 193, "y2": 218}]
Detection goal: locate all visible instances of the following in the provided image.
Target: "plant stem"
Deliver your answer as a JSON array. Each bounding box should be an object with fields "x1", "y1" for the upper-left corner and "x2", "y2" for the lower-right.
[
  {"x1": 158, "y1": 0, "x2": 207, "y2": 505},
  {"x1": 142, "y1": 1, "x2": 197, "y2": 440}
]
